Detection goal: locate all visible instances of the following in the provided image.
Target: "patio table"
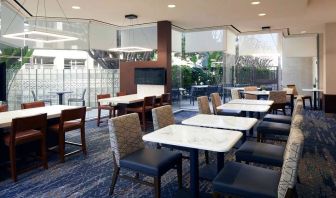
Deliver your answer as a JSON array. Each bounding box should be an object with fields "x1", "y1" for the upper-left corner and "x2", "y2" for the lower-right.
[
  {"x1": 49, "y1": 91, "x2": 73, "y2": 105},
  {"x1": 302, "y1": 88, "x2": 323, "y2": 110}
]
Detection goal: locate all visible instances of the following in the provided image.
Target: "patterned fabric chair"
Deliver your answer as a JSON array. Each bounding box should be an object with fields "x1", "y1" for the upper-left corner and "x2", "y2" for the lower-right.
[
  {"x1": 197, "y1": 96, "x2": 211, "y2": 114},
  {"x1": 211, "y1": 93, "x2": 241, "y2": 116},
  {"x1": 231, "y1": 88, "x2": 241, "y2": 100},
  {"x1": 213, "y1": 122, "x2": 304, "y2": 198},
  {"x1": 236, "y1": 115, "x2": 303, "y2": 167},
  {"x1": 108, "y1": 113, "x2": 182, "y2": 197},
  {"x1": 152, "y1": 105, "x2": 175, "y2": 131},
  {"x1": 268, "y1": 91, "x2": 287, "y2": 115},
  {"x1": 244, "y1": 86, "x2": 258, "y2": 100}
]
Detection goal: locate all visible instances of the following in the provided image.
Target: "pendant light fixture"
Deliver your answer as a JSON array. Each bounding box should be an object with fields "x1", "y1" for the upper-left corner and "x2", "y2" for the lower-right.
[
  {"x1": 109, "y1": 14, "x2": 152, "y2": 53},
  {"x1": 2, "y1": 0, "x2": 78, "y2": 43}
]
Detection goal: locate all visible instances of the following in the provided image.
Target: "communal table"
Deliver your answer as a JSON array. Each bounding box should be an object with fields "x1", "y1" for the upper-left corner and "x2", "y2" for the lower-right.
[
  {"x1": 0, "y1": 105, "x2": 78, "y2": 129},
  {"x1": 49, "y1": 91, "x2": 73, "y2": 105},
  {"x1": 143, "y1": 125, "x2": 242, "y2": 198},
  {"x1": 228, "y1": 99, "x2": 274, "y2": 106},
  {"x1": 98, "y1": 94, "x2": 162, "y2": 115},
  {"x1": 302, "y1": 88, "x2": 323, "y2": 110},
  {"x1": 181, "y1": 114, "x2": 257, "y2": 180}
]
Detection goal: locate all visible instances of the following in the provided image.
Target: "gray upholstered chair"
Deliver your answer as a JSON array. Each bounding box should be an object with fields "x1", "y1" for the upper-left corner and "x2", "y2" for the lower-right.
[
  {"x1": 108, "y1": 113, "x2": 182, "y2": 197},
  {"x1": 258, "y1": 98, "x2": 304, "y2": 142},
  {"x1": 68, "y1": 89, "x2": 86, "y2": 106},
  {"x1": 213, "y1": 123, "x2": 304, "y2": 198},
  {"x1": 197, "y1": 96, "x2": 211, "y2": 114},
  {"x1": 31, "y1": 90, "x2": 52, "y2": 105},
  {"x1": 211, "y1": 93, "x2": 241, "y2": 116},
  {"x1": 236, "y1": 115, "x2": 304, "y2": 167}
]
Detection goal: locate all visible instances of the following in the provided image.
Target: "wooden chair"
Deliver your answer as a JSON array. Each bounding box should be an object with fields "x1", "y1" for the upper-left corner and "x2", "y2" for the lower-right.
[
  {"x1": 108, "y1": 113, "x2": 182, "y2": 197},
  {"x1": 155, "y1": 93, "x2": 171, "y2": 107},
  {"x1": 268, "y1": 91, "x2": 287, "y2": 115},
  {"x1": 21, "y1": 101, "x2": 45, "y2": 109},
  {"x1": 116, "y1": 91, "x2": 126, "y2": 97},
  {"x1": 4, "y1": 113, "x2": 48, "y2": 181},
  {"x1": 48, "y1": 107, "x2": 87, "y2": 163},
  {"x1": 97, "y1": 94, "x2": 116, "y2": 126},
  {"x1": 126, "y1": 96, "x2": 156, "y2": 131},
  {"x1": 0, "y1": 104, "x2": 8, "y2": 112},
  {"x1": 287, "y1": 84, "x2": 312, "y2": 109},
  {"x1": 244, "y1": 86, "x2": 258, "y2": 100}
]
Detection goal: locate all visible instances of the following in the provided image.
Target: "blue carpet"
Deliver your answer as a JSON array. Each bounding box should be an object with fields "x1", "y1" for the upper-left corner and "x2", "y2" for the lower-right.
[{"x1": 0, "y1": 110, "x2": 335, "y2": 197}]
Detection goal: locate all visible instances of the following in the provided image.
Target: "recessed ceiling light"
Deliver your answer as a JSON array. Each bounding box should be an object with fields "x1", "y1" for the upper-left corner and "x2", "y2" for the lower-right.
[
  {"x1": 251, "y1": 1, "x2": 261, "y2": 5},
  {"x1": 168, "y1": 4, "x2": 176, "y2": 8},
  {"x1": 72, "y1": 6, "x2": 80, "y2": 10},
  {"x1": 258, "y1": 13, "x2": 266, "y2": 16},
  {"x1": 301, "y1": 31, "x2": 307, "y2": 34}
]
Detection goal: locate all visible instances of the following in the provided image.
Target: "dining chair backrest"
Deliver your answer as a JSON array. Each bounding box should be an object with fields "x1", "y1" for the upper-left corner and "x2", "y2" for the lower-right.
[
  {"x1": 81, "y1": 89, "x2": 87, "y2": 100},
  {"x1": 210, "y1": 93, "x2": 222, "y2": 115},
  {"x1": 108, "y1": 113, "x2": 145, "y2": 167},
  {"x1": 287, "y1": 84, "x2": 299, "y2": 96},
  {"x1": 278, "y1": 116, "x2": 304, "y2": 198},
  {"x1": 231, "y1": 88, "x2": 241, "y2": 100},
  {"x1": 117, "y1": 92, "x2": 126, "y2": 97},
  {"x1": 197, "y1": 96, "x2": 211, "y2": 114},
  {"x1": 244, "y1": 86, "x2": 258, "y2": 99},
  {"x1": 10, "y1": 113, "x2": 47, "y2": 145},
  {"x1": 31, "y1": 90, "x2": 38, "y2": 101},
  {"x1": 160, "y1": 93, "x2": 171, "y2": 105},
  {"x1": 152, "y1": 105, "x2": 175, "y2": 130},
  {"x1": 268, "y1": 91, "x2": 287, "y2": 104},
  {"x1": 97, "y1": 94, "x2": 111, "y2": 106},
  {"x1": 143, "y1": 96, "x2": 156, "y2": 108},
  {"x1": 21, "y1": 101, "x2": 45, "y2": 109},
  {"x1": 60, "y1": 107, "x2": 86, "y2": 125},
  {"x1": 0, "y1": 104, "x2": 8, "y2": 112}
]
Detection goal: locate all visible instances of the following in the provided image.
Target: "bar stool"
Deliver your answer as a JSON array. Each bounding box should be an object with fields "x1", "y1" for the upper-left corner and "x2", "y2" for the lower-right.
[
  {"x1": 97, "y1": 94, "x2": 116, "y2": 126},
  {"x1": 127, "y1": 96, "x2": 156, "y2": 131},
  {"x1": 21, "y1": 101, "x2": 45, "y2": 109},
  {"x1": 117, "y1": 91, "x2": 126, "y2": 96},
  {"x1": 4, "y1": 113, "x2": 48, "y2": 181},
  {"x1": 49, "y1": 107, "x2": 87, "y2": 163},
  {"x1": 0, "y1": 104, "x2": 8, "y2": 112}
]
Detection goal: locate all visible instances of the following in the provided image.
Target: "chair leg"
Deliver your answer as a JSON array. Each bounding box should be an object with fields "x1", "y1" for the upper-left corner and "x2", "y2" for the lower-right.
[
  {"x1": 142, "y1": 112, "x2": 146, "y2": 131},
  {"x1": 154, "y1": 176, "x2": 161, "y2": 198},
  {"x1": 283, "y1": 108, "x2": 286, "y2": 115},
  {"x1": 97, "y1": 108, "x2": 101, "y2": 127},
  {"x1": 205, "y1": 150, "x2": 210, "y2": 164},
  {"x1": 177, "y1": 157, "x2": 183, "y2": 189},
  {"x1": 257, "y1": 132, "x2": 261, "y2": 142},
  {"x1": 59, "y1": 132, "x2": 65, "y2": 163},
  {"x1": 302, "y1": 99, "x2": 306, "y2": 109},
  {"x1": 40, "y1": 137, "x2": 48, "y2": 169},
  {"x1": 9, "y1": 145, "x2": 17, "y2": 182},
  {"x1": 309, "y1": 97, "x2": 312, "y2": 109},
  {"x1": 109, "y1": 167, "x2": 120, "y2": 195},
  {"x1": 82, "y1": 101, "x2": 85, "y2": 106},
  {"x1": 80, "y1": 126, "x2": 87, "y2": 156},
  {"x1": 109, "y1": 109, "x2": 112, "y2": 118}
]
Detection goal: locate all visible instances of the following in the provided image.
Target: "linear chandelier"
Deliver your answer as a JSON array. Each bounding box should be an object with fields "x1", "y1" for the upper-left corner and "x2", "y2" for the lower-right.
[
  {"x1": 2, "y1": 0, "x2": 78, "y2": 43},
  {"x1": 109, "y1": 14, "x2": 153, "y2": 53}
]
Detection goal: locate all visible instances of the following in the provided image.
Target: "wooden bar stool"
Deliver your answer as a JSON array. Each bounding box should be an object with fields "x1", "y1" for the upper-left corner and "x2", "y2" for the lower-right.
[
  {"x1": 127, "y1": 96, "x2": 156, "y2": 131},
  {"x1": 116, "y1": 91, "x2": 126, "y2": 97},
  {"x1": 4, "y1": 113, "x2": 48, "y2": 182},
  {"x1": 21, "y1": 101, "x2": 45, "y2": 109},
  {"x1": 97, "y1": 94, "x2": 116, "y2": 126},
  {"x1": 49, "y1": 107, "x2": 87, "y2": 163},
  {"x1": 0, "y1": 104, "x2": 8, "y2": 112}
]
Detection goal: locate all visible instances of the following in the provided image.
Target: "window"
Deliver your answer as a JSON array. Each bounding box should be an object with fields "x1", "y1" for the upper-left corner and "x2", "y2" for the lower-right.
[{"x1": 64, "y1": 59, "x2": 86, "y2": 69}]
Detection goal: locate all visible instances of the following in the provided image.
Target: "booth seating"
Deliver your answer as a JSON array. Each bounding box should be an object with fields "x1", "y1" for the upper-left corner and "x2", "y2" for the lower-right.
[
  {"x1": 108, "y1": 113, "x2": 182, "y2": 198},
  {"x1": 257, "y1": 98, "x2": 303, "y2": 142},
  {"x1": 236, "y1": 115, "x2": 303, "y2": 167},
  {"x1": 213, "y1": 122, "x2": 304, "y2": 198}
]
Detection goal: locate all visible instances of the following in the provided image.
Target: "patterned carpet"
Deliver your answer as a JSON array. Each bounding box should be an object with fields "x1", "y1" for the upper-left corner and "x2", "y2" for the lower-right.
[{"x1": 0, "y1": 110, "x2": 335, "y2": 197}]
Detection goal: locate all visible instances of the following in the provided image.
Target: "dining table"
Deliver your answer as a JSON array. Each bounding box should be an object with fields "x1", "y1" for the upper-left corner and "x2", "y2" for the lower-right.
[
  {"x1": 143, "y1": 124, "x2": 242, "y2": 198},
  {"x1": 302, "y1": 88, "x2": 323, "y2": 110},
  {"x1": 228, "y1": 99, "x2": 274, "y2": 106}
]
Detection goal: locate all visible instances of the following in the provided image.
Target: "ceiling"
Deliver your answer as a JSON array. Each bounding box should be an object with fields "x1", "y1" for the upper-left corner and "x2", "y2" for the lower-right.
[{"x1": 11, "y1": 0, "x2": 336, "y2": 34}]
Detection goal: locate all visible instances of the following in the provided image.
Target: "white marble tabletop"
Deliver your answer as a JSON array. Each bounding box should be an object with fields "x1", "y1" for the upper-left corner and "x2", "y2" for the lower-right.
[
  {"x1": 302, "y1": 88, "x2": 323, "y2": 92},
  {"x1": 217, "y1": 103, "x2": 270, "y2": 113},
  {"x1": 98, "y1": 94, "x2": 162, "y2": 105},
  {"x1": 142, "y1": 125, "x2": 242, "y2": 153},
  {"x1": 228, "y1": 99, "x2": 274, "y2": 106},
  {"x1": 0, "y1": 105, "x2": 78, "y2": 128},
  {"x1": 181, "y1": 114, "x2": 258, "y2": 131},
  {"x1": 244, "y1": 90, "x2": 270, "y2": 95}
]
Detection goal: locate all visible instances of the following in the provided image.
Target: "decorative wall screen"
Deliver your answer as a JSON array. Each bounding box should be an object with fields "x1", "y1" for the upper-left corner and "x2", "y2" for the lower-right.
[{"x1": 6, "y1": 69, "x2": 119, "y2": 110}]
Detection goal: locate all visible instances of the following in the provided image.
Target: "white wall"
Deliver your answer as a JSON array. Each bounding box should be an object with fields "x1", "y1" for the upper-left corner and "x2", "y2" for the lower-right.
[
  {"x1": 283, "y1": 36, "x2": 317, "y2": 57},
  {"x1": 185, "y1": 29, "x2": 226, "y2": 53},
  {"x1": 225, "y1": 30, "x2": 237, "y2": 55},
  {"x1": 172, "y1": 29, "x2": 182, "y2": 52}
]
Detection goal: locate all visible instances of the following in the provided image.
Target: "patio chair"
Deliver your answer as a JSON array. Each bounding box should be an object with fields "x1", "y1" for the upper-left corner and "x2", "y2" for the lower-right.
[
  {"x1": 68, "y1": 89, "x2": 86, "y2": 106},
  {"x1": 31, "y1": 90, "x2": 52, "y2": 105},
  {"x1": 171, "y1": 89, "x2": 180, "y2": 103},
  {"x1": 287, "y1": 84, "x2": 312, "y2": 109},
  {"x1": 108, "y1": 113, "x2": 182, "y2": 197},
  {"x1": 244, "y1": 86, "x2": 258, "y2": 100}
]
